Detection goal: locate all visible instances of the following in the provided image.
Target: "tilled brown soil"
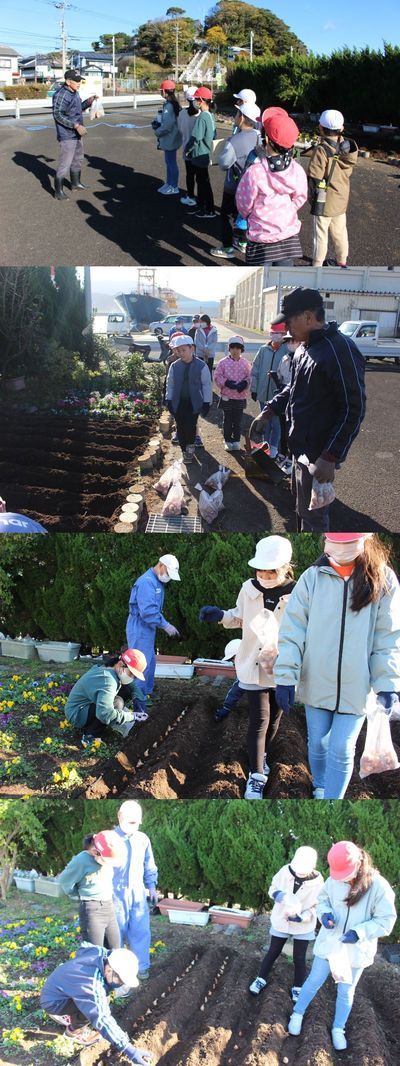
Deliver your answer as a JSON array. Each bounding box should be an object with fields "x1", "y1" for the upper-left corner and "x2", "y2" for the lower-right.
[
  {"x1": 80, "y1": 922, "x2": 400, "y2": 1066},
  {"x1": 80, "y1": 678, "x2": 400, "y2": 800},
  {"x1": 0, "y1": 411, "x2": 155, "y2": 530}
]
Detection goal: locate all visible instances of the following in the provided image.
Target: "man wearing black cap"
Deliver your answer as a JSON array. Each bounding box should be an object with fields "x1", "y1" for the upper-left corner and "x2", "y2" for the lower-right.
[
  {"x1": 253, "y1": 287, "x2": 366, "y2": 531},
  {"x1": 52, "y1": 69, "x2": 97, "y2": 201}
]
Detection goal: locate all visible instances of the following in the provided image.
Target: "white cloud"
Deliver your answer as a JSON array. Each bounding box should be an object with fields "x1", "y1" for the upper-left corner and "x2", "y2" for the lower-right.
[{"x1": 323, "y1": 21, "x2": 336, "y2": 32}]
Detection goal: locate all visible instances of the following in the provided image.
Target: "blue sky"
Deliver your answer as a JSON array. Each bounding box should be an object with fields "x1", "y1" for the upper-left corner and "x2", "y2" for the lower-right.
[{"x1": 1, "y1": 1, "x2": 399, "y2": 57}]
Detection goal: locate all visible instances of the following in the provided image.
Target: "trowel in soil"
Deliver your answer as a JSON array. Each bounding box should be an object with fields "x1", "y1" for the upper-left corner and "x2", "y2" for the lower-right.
[{"x1": 245, "y1": 426, "x2": 290, "y2": 484}]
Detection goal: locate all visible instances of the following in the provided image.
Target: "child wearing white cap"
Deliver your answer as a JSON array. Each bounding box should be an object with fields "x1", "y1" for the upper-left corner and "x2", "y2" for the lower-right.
[
  {"x1": 214, "y1": 336, "x2": 252, "y2": 451},
  {"x1": 165, "y1": 334, "x2": 212, "y2": 462},
  {"x1": 249, "y1": 846, "x2": 323, "y2": 1002},
  {"x1": 304, "y1": 108, "x2": 358, "y2": 267}
]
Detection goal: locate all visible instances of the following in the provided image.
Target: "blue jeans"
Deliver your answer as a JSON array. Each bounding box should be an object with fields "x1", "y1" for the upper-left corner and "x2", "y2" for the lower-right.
[
  {"x1": 223, "y1": 678, "x2": 242, "y2": 711},
  {"x1": 164, "y1": 149, "x2": 178, "y2": 188},
  {"x1": 294, "y1": 956, "x2": 364, "y2": 1029},
  {"x1": 305, "y1": 705, "x2": 365, "y2": 799},
  {"x1": 260, "y1": 403, "x2": 280, "y2": 449}
]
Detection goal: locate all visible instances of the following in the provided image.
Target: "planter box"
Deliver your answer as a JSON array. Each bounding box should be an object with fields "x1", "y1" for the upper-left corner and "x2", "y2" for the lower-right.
[
  {"x1": 14, "y1": 875, "x2": 36, "y2": 892},
  {"x1": 209, "y1": 906, "x2": 254, "y2": 929},
  {"x1": 169, "y1": 909, "x2": 210, "y2": 927},
  {"x1": 35, "y1": 641, "x2": 81, "y2": 663},
  {"x1": 193, "y1": 658, "x2": 236, "y2": 679},
  {"x1": 157, "y1": 898, "x2": 205, "y2": 916},
  {"x1": 34, "y1": 877, "x2": 64, "y2": 898},
  {"x1": 1, "y1": 638, "x2": 38, "y2": 660},
  {"x1": 155, "y1": 662, "x2": 194, "y2": 678}
]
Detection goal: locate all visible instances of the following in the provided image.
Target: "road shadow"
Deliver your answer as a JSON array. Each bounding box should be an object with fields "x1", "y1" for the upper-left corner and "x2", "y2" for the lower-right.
[{"x1": 13, "y1": 150, "x2": 55, "y2": 194}]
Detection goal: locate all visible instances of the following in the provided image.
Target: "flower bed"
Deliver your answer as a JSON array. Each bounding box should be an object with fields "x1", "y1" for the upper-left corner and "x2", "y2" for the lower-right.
[{"x1": 49, "y1": 391, "x2": 154, "y2": 421}]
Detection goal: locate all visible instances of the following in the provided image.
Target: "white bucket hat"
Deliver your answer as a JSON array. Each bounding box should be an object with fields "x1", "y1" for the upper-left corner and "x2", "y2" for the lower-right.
[
  {"x1": 223, "y1": 639, "x2": 241, "y2": 661},
  {"x1": 248, "y1": 536, "x2": 292, "y2": 570},
  {"x1": 159, "y1": 553, "x2": 180, "y2": 580},
  {"x1": 291, "y1": 846, "x2": 318, "y2": 877},
  {"x1": 108, "y1": 948, "x2": 140, "y2": 988}
]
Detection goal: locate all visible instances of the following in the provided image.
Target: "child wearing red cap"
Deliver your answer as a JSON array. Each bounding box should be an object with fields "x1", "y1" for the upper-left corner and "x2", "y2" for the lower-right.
[
  {"x1": 235, "y1": 107, "x2": 308, "y2": 265},
  {"x1": 288, "y1": 841, "x2": 396, "y2": 1051},
  {"x1": 59, "y1": 831, "x2": 124, "y2": 949},
  {"x1": 214, "y1": 336, "x2": 252, "y2": 451},
  {"x1": 186, "y1": 87, "x2": 216, "y2": 219},
  {"x1": 274, "y1": 534, "x2": 400, "y2": 799}
]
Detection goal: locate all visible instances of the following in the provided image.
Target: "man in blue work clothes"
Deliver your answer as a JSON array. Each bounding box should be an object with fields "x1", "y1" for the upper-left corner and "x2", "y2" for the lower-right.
[
  {"x1": 113, "y1": 801, "x2": 158, "y2": 988},
  {"x1": 52, "y1": 68, "x2": 97, "y2": 201},
  {"x1": 40, "y1": 942, "x2": 152, "y2": 1062},
  {"x1": 126, "y1": 553, "x2": 180, "y2": 718}
]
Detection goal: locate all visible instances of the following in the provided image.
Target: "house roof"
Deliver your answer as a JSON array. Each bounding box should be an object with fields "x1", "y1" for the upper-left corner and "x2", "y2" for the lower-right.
[
  {"x1": 0, "y1": 44, "x2": 19, "y2": 57},
  {"x1": 73, "y1": 52, "x2": 114, "y2": 62}
]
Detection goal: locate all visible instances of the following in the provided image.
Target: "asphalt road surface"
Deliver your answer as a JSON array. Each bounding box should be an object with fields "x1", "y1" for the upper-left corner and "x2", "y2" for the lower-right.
[{"x1": 1, "y1": 105, "x2": 399, "y2": 266}]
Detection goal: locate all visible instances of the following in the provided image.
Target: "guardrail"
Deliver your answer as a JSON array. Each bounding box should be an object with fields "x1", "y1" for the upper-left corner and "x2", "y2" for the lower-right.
[{"x1": 0, "y1": 93, "x2": 163, "y2": 118}]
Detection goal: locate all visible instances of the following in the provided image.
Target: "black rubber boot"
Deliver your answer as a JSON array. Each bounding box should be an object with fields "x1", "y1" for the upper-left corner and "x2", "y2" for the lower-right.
[
  {"x1": 54, "y1": 177, "x2": 69, "y2": 200},
  {"x1": 70, "y1": 170, "x2": 88, "y2": 189}
]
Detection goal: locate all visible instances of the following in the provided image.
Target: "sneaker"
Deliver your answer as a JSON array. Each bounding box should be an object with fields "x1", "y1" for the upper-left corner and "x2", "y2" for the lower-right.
[
  {"x1": 194, "y1": 435, "x2": 204, "y2": 448},
  {"x1": 138, "y1": 969, "x2": 150, "y2": 980},
  {"x1": 157, "y1": 184, "x2": 172, "y2": 194},
  {"x1": 263, "y1": 756, "x2": 270, "y2": 778},
  {"x1": 171, "y1": 433, "x2": 179, "y2": 444},
  {"x1": 180, "y1": 195, "x2": 197, "y2": 205},
  {"x1": 288, "y1": 1012, "x2": 303, "y2": 1036},
  {"x1": 183, "y1": 448, "x2": 194, "y2": 464},
  {"x1": 230, "y1": 441, "x2": 241, "y2": 451},
  {"x1": 202, "y1": 211, "x2": 217, "y2": 219},
  {"x1": 291, "y1": 986, "x2": 301, "y2": 1004},
  {"x1": 113, "y1": 983, "x2": 133, "y2": 999},
  {"x1": 331, "y1": 1027, "x2": 347, "y2": 1051},
  {"x1": 163, "y1": 186, "x2": 179, "y2": 195},
  {"x1": 233, "y1": 239, "x2": 247, "y2": 253},
  {"x1": 224, "y1": 441, "x2": 233, "y2": 451},
  {"x1": 249, "y1": 976, "x2": 267, "y2": 996},
  {"x1": 313, "y1": 788, "x2": 325, "y2": 800},
  {"x1": 244, "y1": 772, "x2": 268, "y2": 800},
  {"x1": 210, "y1": 246, "x2": 235, "y2": 259},
  {"x1": 65, "y1": 1025, "x2": 99, "y2": 1046}
]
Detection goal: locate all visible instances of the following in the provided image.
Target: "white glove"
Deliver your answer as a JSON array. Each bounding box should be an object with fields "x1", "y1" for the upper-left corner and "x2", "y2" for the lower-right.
[
  {"x1": 112, "y1": 712, "x2": 135, "y2": 738},
  {"x1": 113, "y1": 695, "x2": 125, "y2": 712},
  {"x1": 164, "y1": 623, "x2": 180, "y2": 638}
]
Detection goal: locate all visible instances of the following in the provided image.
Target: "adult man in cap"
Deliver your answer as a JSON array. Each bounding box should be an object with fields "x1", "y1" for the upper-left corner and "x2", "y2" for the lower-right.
[
  {"x1": 40, "y1": 942, "x2": 152, "y2": 1062},
  {"x1": 252, "y1": 287, "x2": 366, "y2": 531},
  {"x1": 168, "y1": 316, "x2": 189, "y2": 339},
  {"x1": 65, "y1": 649, "x2": 147, "y2": 745},
  {"x1": 211, "y1": 100, "x2": 261, "y2": 260},
  {"x1": 52, "y1": 68, "x2": 97, "y2": 201},
  {"x1": 126, "y1": 555, "x2": 181, "y2": 716},
  {"x1": 113, "y1": 801, "x2": 158, "y2": 985}
]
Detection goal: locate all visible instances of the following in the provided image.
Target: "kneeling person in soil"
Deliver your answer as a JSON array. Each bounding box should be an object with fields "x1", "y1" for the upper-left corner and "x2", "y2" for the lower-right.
[
  {"x1": 40, "y1": 942, "x2": 152, "y2": 1062},
  {"x1": 165, "y1": 333, "x2": 212, "y2": 463},
  {"x1": 249, "y1": 846, "x2": 323, "y2": 1002},
  {"x1": 200, "y1": 535, "x2": 295, "y2": 799},
  {"x1": 52, "y1": 68, "x2": 96, "y2": 201},
  {"x1": 214, "y1": 335, "x2": 252, "y2": 452},
  {"x1": 59, "y1": 830, "x2": 124, "y2": 950},
  {"x1": 64, "y1": 649, "x2": 147, "y2": 745},
  {"x1": 288, "y1": 841, "x2": 396, "y2": 1052}
]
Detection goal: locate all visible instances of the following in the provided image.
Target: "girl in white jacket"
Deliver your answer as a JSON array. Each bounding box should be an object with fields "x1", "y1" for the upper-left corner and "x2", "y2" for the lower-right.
[
  {"x1": 199, "y1": 535, "x2": 295, "y2": 799},
  {"x1": 288, "y1": 841, "x2": 396, "y2": 1051},
  {"x1": 249, "y1": 846, "x2": 324, "y2": 1003}
]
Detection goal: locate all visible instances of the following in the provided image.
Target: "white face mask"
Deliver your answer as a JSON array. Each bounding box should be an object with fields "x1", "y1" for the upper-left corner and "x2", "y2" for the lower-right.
[
  {"x1": 325, "y1": 537, "x2": 366, "y2": 564},
  {"x1": 256, "y1": 576, "x2": 279, "y2": 589},
  {"x1": 119, "y1": 668, "x2": 134, "y2": 686},
  {"x1": 158, "y1": 572, "x2": 171, "y2": 584},
  {"x1": 119, "y1": 818, "x2": 140, "y2": 836}
]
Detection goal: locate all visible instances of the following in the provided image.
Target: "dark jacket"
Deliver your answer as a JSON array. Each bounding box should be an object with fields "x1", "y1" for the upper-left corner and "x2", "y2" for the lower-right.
[
  {"x1": 52, "y1": 85, "x2": 91, "y2": 141},
  {"x1": 268, "y1": 322, "x2": 366, "y2": 464},
  {"x1": 40, "y1": 944, "x2": 136, "y2": 1055}
]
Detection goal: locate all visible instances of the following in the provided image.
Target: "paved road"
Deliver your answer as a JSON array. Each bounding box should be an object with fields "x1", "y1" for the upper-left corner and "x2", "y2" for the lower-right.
[{"x1": 1, "y1": 105, "x2": 399, "y2": 266}]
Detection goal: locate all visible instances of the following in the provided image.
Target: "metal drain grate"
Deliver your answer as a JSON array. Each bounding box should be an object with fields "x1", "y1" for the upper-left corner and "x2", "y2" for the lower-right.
[{"x1": 145, "y1": 513, "x2": 203, "y2": 533}]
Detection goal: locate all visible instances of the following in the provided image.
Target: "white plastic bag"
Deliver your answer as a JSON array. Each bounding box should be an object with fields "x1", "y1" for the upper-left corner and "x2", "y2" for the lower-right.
[
  {"x1": 359, "y1": 705, "x2": 400, "y2": 778},
  {"x1": 154, "y1": 460, "x2": 182, "y2": 498},
  {"x1": 328, "y1": 943, "x2": 353, "y2": 984},
  {"x1": 162, "y1": 480, "x2": 184, "y2": 517},
  {"x1": 198, "y1": 487, "x2": 224, "y2": 524},
  {"x1": 90, "y1": 99, "x2": 104, "y2": 120},
  {"x1": 205, "y1": 465, "x2": 231, "y2": 491},
  {"x1": 249, "y1": 609, "x2": 279, "y2": 647},
  {"x1": 309, "y1": 478, "x2": 335, "y2": 510},
  {"x1": 282, "y1": 891, "x2": 300, "y2": 919}
]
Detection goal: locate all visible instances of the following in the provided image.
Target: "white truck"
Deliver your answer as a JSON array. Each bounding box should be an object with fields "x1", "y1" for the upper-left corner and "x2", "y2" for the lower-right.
[
  {"x1": 339, "y1": 320, "x2": 400, "y2": 364},
  {"x1": 92, "y1": 313, "x2": 132, "y2": 337}
]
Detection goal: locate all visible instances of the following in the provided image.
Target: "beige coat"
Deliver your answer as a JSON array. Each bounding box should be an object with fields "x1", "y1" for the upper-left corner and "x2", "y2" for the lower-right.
[
  {"x1": 222, "y1": 579, "x2": 291, "y2": 688},
  {"x1": 307, "y1": 136, "x2": 358, "y2": 216}
]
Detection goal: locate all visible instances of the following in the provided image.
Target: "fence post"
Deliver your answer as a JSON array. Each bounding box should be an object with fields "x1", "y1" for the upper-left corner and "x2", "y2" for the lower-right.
[{"x1": 15, "y1": 97, "x2": 20, "y2": 119}]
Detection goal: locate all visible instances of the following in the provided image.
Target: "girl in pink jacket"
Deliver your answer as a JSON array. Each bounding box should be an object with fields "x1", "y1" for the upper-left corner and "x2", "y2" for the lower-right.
[
  {"x1": 235, "y1": 107, "x2": 308, "y2": 266},
  {"x1": 213, "y1": 335, "x2": 252, "y2": 451}
]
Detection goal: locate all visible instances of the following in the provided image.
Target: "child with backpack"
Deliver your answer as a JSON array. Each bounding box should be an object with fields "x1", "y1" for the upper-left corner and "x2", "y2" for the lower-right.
[{"x1": 304, "y1": 108, "x2": 358, "y2": 267}]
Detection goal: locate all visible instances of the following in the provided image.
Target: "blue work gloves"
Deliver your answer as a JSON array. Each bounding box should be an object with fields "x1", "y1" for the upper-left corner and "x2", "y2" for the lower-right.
[
  {"x1": 126, "y1": 1048, "x2": 153, "y2": 1065},
  {"x1": 201, "y1": 402, "x2": 210, "y2": 416},
  {"x1": 377, "y1": 692, "x2": 400, "y2": 717},
  {"x1": 321, "y1": 912, "x2": 336, "y2": 928},
  {"x1": 272, "y1": 890, "x2": 286, "y2": 902},
  {"x1": 236, "y1": 379, "x2": 248, "y2": 393},
  {"x1": 199, "y1": 605, "x2": 224, "y2": 623},
  {"x1": 275, "y1": 685, "x2": 295, "y2": 715},
  {"x1": 288, "y1": 914, "x2": 303, "y2": 923},
  {"x1": 340, "y1": 930, "x2": 359, "y2": 944}
]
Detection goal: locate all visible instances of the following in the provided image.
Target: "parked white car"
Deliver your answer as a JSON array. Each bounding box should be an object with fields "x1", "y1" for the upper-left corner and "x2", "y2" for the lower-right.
[
  {"x1": 339, "y1": 320, "x2": 400, "y2": 364},
  {"x1": 148, "y1": 313, "x2": 194, "y2": 335}
]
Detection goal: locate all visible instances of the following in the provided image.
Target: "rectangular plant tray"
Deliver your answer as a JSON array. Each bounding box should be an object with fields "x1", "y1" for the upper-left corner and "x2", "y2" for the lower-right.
[
  {"x1": 209, "y1": 906, "x2": 254, "y2": 928},
  {"x1": 158, "y1": 898, "x2": 205, "y2": 916},
  {"x1": 169, "y1": 909, "x2": 210, "y2": 927},
  {"x1": 193, "y1": 658, "x2": 236, "y2": 679},
  {"x1": 34, "y1": 878, "x2": 64, "y2": 898},
  {"x1": 155, "y1": 663, "x2": 194, "y2": 678},
  {"x1": 1, "y1": 639, "x2": 38, "y2": 660},
  {"x1": 14, "y1": 876, "x2": 36, "y2": 892},
  {"x1": 35, "y1": 641, "x2": 81, "y2": 663}
]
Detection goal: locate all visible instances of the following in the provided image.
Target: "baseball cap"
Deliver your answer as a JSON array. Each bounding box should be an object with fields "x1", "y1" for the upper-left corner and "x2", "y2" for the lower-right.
[
  {"x1": 93, "y1": 831, "x2": 124, "y2": 862},
  {"x1": 194, "y1": 86, "x2": 213, "y2": 101},
  {"x1": 160, "y1": 79, "x2": 176, "y2": 91},
  {"x1": 228, "y1": 334, "x2": 245, "y2": 349},
  {"x1": 271, "y1": 287, "x2": 324, "y2": 325},
  {"x1": 108, "y1": 948, "x2": 140, "y2": 988},
  {"x1": 291, "y1": 847, "x2": 318, "y2": 877},
  {"x1": 235, "y1": 101, "x2": 261, "y2": 123},
  {"x1": 169, "y1": 333, "x2": 194, "y2": 350},
  {"x1": 159, "y1": 553, "x2": 180, "y2": 580},
  {"x1": 120, "y1": 649, "x2": 147, "y2": 680},
  {"x1": 328, "y1": 841, "x2": 362, "y2": 881},
  {"x1": 223, "y1": 639, "x2": 241, "y2": 661},
  {"x1": 185, "y1": 85, "x2": 198, "y2": 101},
  {"x1": 319, "y1": 108, "x2": 344, "y2": 130},
  {"x1": 64, "y1": 68, "x2": 82, "y2": 82},
  {"x1": 233, "y1": 88, "x2": 257, "y2": 103},
  {"x1": 262, "y1": 109, "x2": 299, "y2": 150}
]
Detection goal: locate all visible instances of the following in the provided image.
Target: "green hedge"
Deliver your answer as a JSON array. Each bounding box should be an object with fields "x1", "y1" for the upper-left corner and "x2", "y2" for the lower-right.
[
  {"x1": 6, "y1": 798, "x2": 400, "y2": 938},
  {"x1": 0, "y1": 534, "x2": 398, "y2": 656},
  {"x1": 4, "y1": 84, "x2": 49, "y2": 99}
]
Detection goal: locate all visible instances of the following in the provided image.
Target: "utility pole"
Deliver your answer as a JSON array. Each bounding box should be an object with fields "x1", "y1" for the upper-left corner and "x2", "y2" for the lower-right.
[
  {"x1": 112, "y1": 34, "x2": 116, "y2": 96},
  {"x1": 249, "y1": 30, "x2": 254, "y2": 63},
  {"x1": 54, "y1": 2, "x2": 70, "y2": 73},
  {"x1": 175, "y1": 21, "x2": 179, "y2": 82}
]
